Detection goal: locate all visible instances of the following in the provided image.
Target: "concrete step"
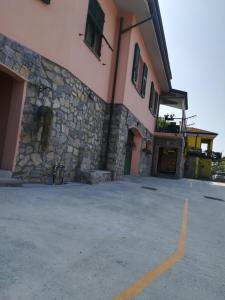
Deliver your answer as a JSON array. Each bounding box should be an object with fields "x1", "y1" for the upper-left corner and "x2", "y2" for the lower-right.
[
  {"x1": 0, "y1": 169, "x2": 23, "y2": 187},
  {"x1": 79, "y1": 170, "x2": 112, "y2": 184},
  {"x1": 0, "y1": 178, "x2": 23, "y2": 187},
  {"x1": 0, "y1": 170, "x2": 12, "y2": 178}
]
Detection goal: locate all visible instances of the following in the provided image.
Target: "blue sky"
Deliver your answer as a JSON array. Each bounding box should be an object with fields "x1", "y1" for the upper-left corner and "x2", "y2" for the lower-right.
[{"x1": 158, "y1": 0, "x2": 225, "y2": 155}]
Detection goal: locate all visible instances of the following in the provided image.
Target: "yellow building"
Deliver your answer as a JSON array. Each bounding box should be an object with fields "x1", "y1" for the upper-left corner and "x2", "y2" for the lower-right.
[{"x1": 184, "y1": 128, "x2": 218, "y2": 179}]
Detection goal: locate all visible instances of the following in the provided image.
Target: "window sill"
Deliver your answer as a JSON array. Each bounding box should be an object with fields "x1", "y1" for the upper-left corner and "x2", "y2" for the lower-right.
[{"x1": 83, "y1": 40, "x2": 101, "y2": 61}]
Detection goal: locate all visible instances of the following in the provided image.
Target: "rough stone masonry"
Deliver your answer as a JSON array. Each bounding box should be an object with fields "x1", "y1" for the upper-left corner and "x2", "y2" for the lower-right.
[{"x1": 0, "y1": 34, "x2": 154, "y2": 183}]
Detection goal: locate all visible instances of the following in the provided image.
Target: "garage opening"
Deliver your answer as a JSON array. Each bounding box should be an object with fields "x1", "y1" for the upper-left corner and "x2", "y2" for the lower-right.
[{"x1": 157, "y1": 147, "x2": 178, "y2": 174}]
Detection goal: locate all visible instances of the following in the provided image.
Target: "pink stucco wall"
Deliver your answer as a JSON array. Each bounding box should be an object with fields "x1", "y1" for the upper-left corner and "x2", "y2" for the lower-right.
[
  {"x1": 0, "y1": 1, "x2": 162, "y2": 134},
  {"x1": 116, "y1": 16, "x2": 161, "y2": 133},
  {"x1": 0, "y1": 0, "x2": 118, "y2": 102},
  {"x1": 130, "y1": 131, "x2": 142, "y2": 176}
]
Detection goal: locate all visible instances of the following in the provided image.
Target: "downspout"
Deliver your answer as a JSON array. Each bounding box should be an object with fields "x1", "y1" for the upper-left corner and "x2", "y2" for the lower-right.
[{"x1": 104, "y1": 17, "x2": 124, "y2": 170}]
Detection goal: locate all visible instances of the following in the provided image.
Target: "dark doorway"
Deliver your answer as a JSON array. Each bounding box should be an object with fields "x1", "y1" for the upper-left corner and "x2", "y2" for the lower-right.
[
  {"x1": 157, "y1": 147, "x2": 178, "y2": 174},
  {"x1": 0, "y1": 71, "x2": 13, "y2": 168},
  {"x1": 0, "y1": 68, "x2": 25, "y2": 171},
  {"x1": 124, "y1": 130, "x2": 134, "y2": 175}
]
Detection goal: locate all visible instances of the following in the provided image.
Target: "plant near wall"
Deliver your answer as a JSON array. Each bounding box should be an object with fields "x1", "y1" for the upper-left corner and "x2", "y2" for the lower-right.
[
  {"x1": 34, "y1": 106, "x2": 53, "y2": 152},
  {"x1": 212, "y1": 158, "x2": 225, "y2": 173},
  {"x1": 157, "y1": 116, "x2": 169, "y2": 130}
]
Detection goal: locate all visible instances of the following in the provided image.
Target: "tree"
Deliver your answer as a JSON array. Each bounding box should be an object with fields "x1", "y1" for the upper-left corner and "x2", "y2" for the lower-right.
[{"x1": 212, "y1": 158, "x2": 225, "y2": 173}]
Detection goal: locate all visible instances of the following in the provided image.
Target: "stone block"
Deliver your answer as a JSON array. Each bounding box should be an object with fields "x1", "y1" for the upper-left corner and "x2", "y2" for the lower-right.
[{"x1": 78, "y1": 170, "x2": 112, "y2": 185}]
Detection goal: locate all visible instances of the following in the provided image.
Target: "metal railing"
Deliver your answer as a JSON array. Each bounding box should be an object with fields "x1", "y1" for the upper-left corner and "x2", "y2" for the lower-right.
[{"x1": 156, "y1": 117, "x2": 181, "y2": 133}]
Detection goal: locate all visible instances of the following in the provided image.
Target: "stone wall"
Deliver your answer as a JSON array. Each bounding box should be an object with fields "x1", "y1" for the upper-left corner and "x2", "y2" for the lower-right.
[
  {"x1": 107, "y1": 104, "x2": 153, "y2": 179},
  {"x1": 0, "y1": 34, "x2": 154, "y2": 183},
  {"x1": 0, "y1": 34, "x2": 108, "y2": 183},
  {"x1": 152, "y1": 136, "x2": 185, "y2": 179},
  {"x1": 184, "y1": 156, "x2": 197, "y2": 179}
]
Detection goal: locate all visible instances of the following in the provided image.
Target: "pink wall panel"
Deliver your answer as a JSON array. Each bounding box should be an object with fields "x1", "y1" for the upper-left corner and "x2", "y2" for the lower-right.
[{"x1": 0, "y1": 0, "x2": 118, "y2": 102}]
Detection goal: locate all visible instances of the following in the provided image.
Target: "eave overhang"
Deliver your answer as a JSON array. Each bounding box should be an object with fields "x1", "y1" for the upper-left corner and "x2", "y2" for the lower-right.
[
  {"x1": 114, "y1": 0, "x2": 172, "y2": 92},
  {"x1": 160, "y1": 89, "x2": 188, "y2": 111}
]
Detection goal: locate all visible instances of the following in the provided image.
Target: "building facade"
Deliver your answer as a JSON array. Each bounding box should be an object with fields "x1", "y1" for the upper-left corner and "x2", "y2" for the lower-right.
[
  {"x1": 152, "y1": 89, "x2": 188, "y2": 179},
  {"x1": 184, "y1": 128, "x2": 218, "y2": 180},
  {"x1": 0, "y1": 0, "x2": 187, "y2": 183}
]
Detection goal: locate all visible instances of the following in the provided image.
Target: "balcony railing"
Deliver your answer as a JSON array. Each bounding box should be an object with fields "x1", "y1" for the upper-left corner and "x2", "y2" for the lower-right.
[
  {"x1": 156, "y1": 117, "x2": 181, "y2": 134},
  {"x1": 187, "y1": 149, "x2": 222, "y2": 161}
]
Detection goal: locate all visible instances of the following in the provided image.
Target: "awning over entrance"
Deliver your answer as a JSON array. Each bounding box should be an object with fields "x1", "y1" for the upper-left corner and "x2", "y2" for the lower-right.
[{"x1": 160, "y1": 89, "x2": 188, "y2": 110}]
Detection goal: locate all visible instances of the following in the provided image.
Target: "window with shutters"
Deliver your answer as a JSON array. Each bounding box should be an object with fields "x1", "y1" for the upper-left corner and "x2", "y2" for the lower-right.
[
  {"x1": 137, "y1": 58, "x2": 144, "y2": 93},
  {"x1": 149, "y1": 82, "x2": 155, "y2": 112},
  {"x1": 141, "y1": 64, "x2": 148, "y2": 98},
  {"x1": 85, "y1": 0, "x2": 105, "y2": 58},
  {"x1": 132, "y1": 44, "x2": 148, "y2": 98},
  {"x1": 153, "y1": 92, "x2": 159, "y2": 116},
  {"x1": 41, "y1": 0, "x2": 50, "y2": 4},
  {"x1": 132, "y1": 43, "x2": 141, "y2": 85}
]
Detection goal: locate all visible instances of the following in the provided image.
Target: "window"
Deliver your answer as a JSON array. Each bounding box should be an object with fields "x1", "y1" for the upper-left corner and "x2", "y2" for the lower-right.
[
  {"x1": 153, "y1": 92, "x2": 159, "y2": 116},
  {"x1": 141, "y1": 64, "x2": 148, "y2": 98},
  {"x1": 41, "y1": 0, "x2": 50, "y2": 4},
  {"x1": 137, "y1": 58, "x2": 144, "y2": 93},
  {"x1": 149, "y1": 82, "x2": 155, "y2": 112},
  {"x1": 85, "y1": 0, "x2": 105, "y2": 57},
  {"x1": 132, "y1": 43, "x2": 141, "y2": 85},
  {"x1": 132, "y1": 44, "x2": 148, "y2": 98}
]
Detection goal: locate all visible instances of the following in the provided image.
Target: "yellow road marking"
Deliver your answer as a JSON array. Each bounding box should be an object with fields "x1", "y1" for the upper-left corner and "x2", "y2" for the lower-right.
[{"x1": 113, "y1": 199, "x2": 189, "y2": 300}]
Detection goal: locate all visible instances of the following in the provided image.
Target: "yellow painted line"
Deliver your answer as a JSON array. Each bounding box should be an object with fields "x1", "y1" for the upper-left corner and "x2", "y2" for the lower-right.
[{"x1": 113, "y1": 199, "x2": 189, "y2": 300}]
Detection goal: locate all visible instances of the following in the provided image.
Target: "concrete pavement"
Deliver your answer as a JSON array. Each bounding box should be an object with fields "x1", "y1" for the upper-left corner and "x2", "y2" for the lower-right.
[{"x1": 0, "y1": 177, "x2": 224, "y2": 299}]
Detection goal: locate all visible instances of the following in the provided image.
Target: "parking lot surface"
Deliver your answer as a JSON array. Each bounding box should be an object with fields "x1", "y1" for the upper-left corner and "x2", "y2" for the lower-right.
[{"x1": 0, "y1": 177, "x2": 225, "y2": 300}]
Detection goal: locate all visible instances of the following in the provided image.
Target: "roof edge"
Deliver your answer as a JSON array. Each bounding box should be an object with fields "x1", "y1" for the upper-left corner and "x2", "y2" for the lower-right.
[
  {"x1": 147, "y1": 0, "x2": 172, "y2": 88},
  {"x1": 170, "y1": 88, "x2": 188, "y2": 110},
  {"x1": 186, "y1": 128, "x2": 218, "y2": 136}
]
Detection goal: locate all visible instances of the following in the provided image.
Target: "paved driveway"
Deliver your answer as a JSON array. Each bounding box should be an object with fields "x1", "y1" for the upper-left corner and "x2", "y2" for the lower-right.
[{"x1": 0, "y1": 177, "x2": 224, "y2": 300}]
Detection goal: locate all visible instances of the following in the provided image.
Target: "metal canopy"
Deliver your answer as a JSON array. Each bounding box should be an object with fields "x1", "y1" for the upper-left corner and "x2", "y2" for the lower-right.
[{"x1": 160, "y1": 89, "x2": 188, "y2": 110}]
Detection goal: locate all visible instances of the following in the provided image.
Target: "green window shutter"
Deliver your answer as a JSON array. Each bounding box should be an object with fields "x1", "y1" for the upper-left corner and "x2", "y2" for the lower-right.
[
  {"x1": 132, "y1": 43, "x2": 140, "y2": 85},
  {"x1": 89, "y1": 0, "x2": 105, "y2": 32},
  {"x1": 42, "y1": 0, "x2": 50, "y2": 4},
  {"x1": 153, "y1": 92, "x2": 159, "y2": 115},
  {"x1": 149, "y1": 82, "x2": 155, "y2": 111},
  {"x1": 141, "y1": 63, "x2": 148, "y2": 97}
]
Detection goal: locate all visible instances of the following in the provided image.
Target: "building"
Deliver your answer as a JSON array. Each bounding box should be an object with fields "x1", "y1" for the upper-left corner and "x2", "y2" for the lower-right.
[
  {"x1": 152, "y1": 89, "x2": 188, "y2": 179},
  {"x1": 0, "y1": 0, "x2": 187, "y2": 183},
  {"x1": 184, "y1": 127, "x2": 218, "y2": 179}
]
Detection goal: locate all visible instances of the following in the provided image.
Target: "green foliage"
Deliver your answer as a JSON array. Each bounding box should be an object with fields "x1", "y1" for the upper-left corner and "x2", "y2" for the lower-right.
[
  {"x1": 212, "y1": 158, "x2": 225, "y2": 173},
  {"x1": 157, "y1": 117, "x2": 169, "y2": 129}
]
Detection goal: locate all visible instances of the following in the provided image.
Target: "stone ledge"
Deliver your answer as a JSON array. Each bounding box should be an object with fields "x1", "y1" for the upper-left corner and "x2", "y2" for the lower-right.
[
  {"x1": 0, "y1": 178, "x2": 23, "y2": 187},
  {"x1": 79, "y1": 170, "x2": 112, "y2": 185}
]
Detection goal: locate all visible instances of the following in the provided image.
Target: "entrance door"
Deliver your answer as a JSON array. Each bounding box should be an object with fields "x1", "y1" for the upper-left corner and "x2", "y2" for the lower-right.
[
  {"x1": 124, "y1": 131, "x2": 134, "y2": 175},
  {"x1": 157, "y1": 147, "x2": 178, "y2": 174},
  {"x1": 0, "y1": 69, "x2": 25, "y2": 170},
  {"x1": 0, "y1": 72, "x2": 13, "y2": 168}
]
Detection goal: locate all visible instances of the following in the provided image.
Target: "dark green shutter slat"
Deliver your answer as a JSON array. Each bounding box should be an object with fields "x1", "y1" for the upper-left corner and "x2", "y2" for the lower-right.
[
  {"x1": 89, "y1": 0, "x2": 105, "y2": 31},
  {"x1": 154, "y1": 92, "x2": 159, "y2": 115},
  {"x1": 132, "y1": 43, "x2": 140, "y2": 85},
  {"x1": 149, "y1": 82, "x2": 155, "y2": 111},
  {"x1": 141, "y1": 63, "x2": 148, "y2": 97}
]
